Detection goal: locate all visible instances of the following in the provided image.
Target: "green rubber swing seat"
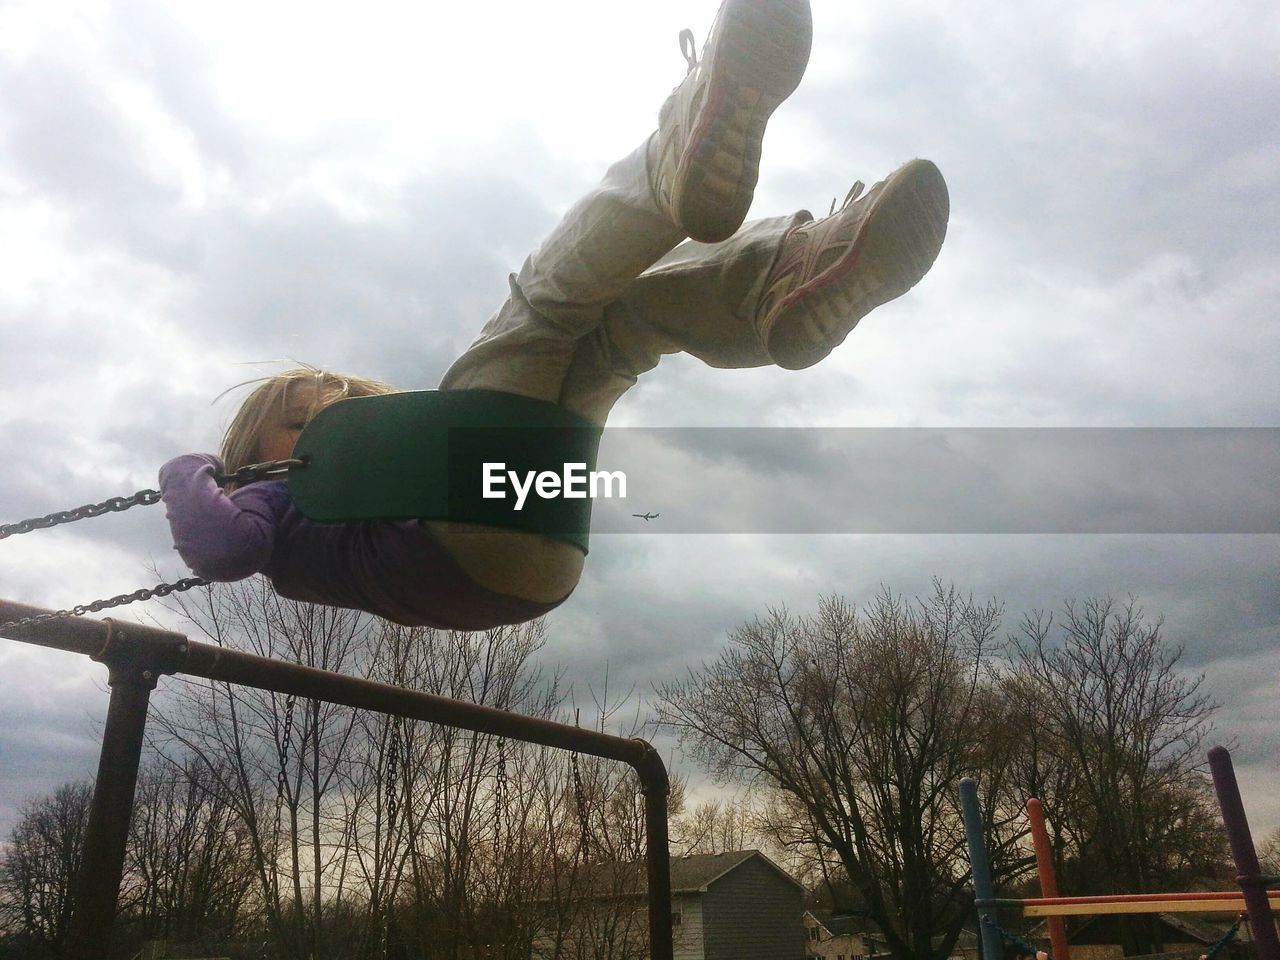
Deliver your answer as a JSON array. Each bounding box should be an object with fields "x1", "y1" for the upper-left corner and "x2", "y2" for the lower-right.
[{"x1": 289, "y1": 390, "x2": 603, "y2": 553}]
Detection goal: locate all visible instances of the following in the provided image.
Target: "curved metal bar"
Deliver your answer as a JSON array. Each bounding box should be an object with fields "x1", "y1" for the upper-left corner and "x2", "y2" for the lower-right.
[{"x1": 0, "y1": 600, "x2": 673, "y2": 960}]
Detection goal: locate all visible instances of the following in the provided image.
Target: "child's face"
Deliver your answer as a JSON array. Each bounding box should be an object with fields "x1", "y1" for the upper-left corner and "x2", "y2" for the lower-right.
[{"x1": 255, "y1": 385, "x2": 327, "y2": 463}]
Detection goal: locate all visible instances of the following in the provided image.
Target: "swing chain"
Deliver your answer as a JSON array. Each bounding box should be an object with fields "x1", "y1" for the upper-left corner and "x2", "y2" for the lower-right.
[
  {"x1": 570, "y1": 709, "x2": 591, "y2": 862},
  {"x1": 216, "y1": 458, "x2": 307, "y2": 486},
  {"x1": 0, "y1": 456, "x2": 307, "y2": 630},
  {"x1": 386, "y1": 716, "x2": 401, "y2": 827},
  {"x1": 0, "y1": 488, "x2": 162, "y2": 541},
  {"x1": 0, "y1": 457, "x2": 302, "y2": 543},
  {"x1": 981, "y1": 915, "x2": 1048, "y2": 960},
  {"x1": 494, "y1": 737, "x2": 508, "y2": 851},
  {"x1": 274, "y1": 693, "x2": 297, "y2": 845},
  {"x1": 571, "y1": 750, "x2": 592, "y2": 862},
  {"x1": 0, "y1": 577, "x2": 212, "y2": 633},
  {"x1": 1203, "y1": 914, "x2": 1244, "y2": 960}
]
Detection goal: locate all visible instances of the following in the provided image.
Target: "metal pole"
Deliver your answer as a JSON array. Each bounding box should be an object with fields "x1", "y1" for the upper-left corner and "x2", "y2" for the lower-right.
[
  {"x1": 1027, "y1": 799, "x2": 1070, "y2": 960},
  {"x1": 1209, "y1": 746, "x2": 1279, "y2": 960},
  {"x1": 0, "y1": 600, "x2": 144, "y2": 658},
  {"x1": 960, "y1": 778, "x2": 1002, "y2": 960},
  {"x1": 64, "y1": 663, "x2": 157, "y2": 959},
  {"x1": 640, "y1": 750, "x2": 673, "y2": 960},
  {"x1": 180, "y1": 640, "x2": 652, "y2": 765}
]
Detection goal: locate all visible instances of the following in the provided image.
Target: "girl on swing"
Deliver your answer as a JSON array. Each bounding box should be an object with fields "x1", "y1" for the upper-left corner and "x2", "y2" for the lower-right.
[{"x1": 161, "y1": 0, "x2": 949, "y2": 630}]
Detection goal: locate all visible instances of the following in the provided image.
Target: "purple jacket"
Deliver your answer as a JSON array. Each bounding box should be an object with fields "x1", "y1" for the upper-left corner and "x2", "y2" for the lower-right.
[{"x1": 159, "y1": 454, "x2": 564, "y2": 630}]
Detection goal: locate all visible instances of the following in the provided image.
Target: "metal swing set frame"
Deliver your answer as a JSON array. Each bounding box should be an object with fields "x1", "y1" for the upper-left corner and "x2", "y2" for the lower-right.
[
  {"x1": 959, "y1": 752, "x2": 1279, "y2": 960},
  {"x1": 0, "y1": 392, "x2": 659, "y2": 960},
  {"x1": 0, "y1": 598, "x2": 675, "y2": 960}
]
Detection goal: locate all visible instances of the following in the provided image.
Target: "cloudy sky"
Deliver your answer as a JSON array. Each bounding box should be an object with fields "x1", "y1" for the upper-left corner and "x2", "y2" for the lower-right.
[{"x1": 1, "y1": 0, "x2": 1277, "y2": 849}]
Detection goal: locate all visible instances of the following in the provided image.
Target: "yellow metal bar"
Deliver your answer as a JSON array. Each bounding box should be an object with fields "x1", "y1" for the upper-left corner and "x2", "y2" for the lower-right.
[{"x1": 1026, "y1": 897, "x2": 1280, "y2": 917}]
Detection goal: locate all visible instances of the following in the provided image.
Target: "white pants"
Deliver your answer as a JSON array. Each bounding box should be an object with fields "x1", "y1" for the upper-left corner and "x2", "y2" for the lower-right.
[
  {"x1": 440, "y1": 136, "x2": 808, "y2": 425},
  {"x1": 429, "y1": 135, "x2": 808, "y2": 607}
]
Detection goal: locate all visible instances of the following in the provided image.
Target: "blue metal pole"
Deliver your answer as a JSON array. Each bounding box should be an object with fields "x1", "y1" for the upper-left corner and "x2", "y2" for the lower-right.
[{"x1": 961, "y1": 778, "x2": 1003, "y2": 960}]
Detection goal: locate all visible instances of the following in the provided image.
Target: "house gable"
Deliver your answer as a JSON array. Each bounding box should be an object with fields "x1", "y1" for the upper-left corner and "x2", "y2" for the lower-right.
[
  {"x1": 533, "y1": 849, "x2": 805, "y2": 960},
  {"x1": 803, "y1": 911, "x2": 886, "y2": 960},
  {"x1": 702, "y1": 853, "x2": 805, "y2": 960}
]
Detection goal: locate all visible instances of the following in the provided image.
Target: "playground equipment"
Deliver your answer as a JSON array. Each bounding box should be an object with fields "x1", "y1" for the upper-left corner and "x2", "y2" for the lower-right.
[
  {"x1": 0, "y1": 599, "x2": 672, "y2": 960},
  {"x1": 0, "y1": 389, "x2": 627, "y2": 958},
  {"x1": 960, "y1": 757, "x2": 1279, "y2": 960}
]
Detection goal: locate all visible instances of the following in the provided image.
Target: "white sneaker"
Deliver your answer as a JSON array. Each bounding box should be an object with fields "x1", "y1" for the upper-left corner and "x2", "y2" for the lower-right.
[
  {"x1": 756, "y1": 159, "x2": 950, "y2": 370},
  {"x1": 651, "y1": 0, "x2": 813, "y2": 243}
]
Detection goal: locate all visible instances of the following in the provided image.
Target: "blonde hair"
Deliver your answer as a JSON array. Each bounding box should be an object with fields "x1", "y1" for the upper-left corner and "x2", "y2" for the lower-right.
[{"x1": 220, "y1": 366, "x2": 397, "y2": 480}]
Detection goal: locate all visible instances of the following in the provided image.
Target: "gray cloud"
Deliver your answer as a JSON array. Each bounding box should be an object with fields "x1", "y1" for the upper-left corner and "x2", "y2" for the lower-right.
[
  {"x1": 106, "y1": 0, "x2": 252, "y2": 177},
  {"x1": 178, "y1": 164, "x2": 557, "y2": 389},
  {"x1": 0, "y1": 648, "x2": 105, "y2": 829},
  {"x1": 1, "y1": 0, "x2": 1277, "y2": 842},
  {"x1": 0, "y1": 57, "x2": 196, "y2": 269},
  {"x1": 581, "y1": 428, "x2": 1280, "y2": 533}
]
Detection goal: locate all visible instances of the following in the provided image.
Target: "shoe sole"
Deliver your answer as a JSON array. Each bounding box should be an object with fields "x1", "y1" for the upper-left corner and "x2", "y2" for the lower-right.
[
  {"x1": 671, "y1": 0, "x2": 813, "y2": 243},
  {"x1": 767, "y1": 158, "x2": 950, "y2": 370}
]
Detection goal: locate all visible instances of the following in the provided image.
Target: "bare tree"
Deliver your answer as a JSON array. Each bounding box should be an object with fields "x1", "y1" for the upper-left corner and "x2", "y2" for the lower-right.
[
  {"x1": 1006, "y1": 596, "x2": 1224, "y2": 952},
  {"x1": 153, "y1": 576, "x2": 629, "y2": 960},
  {"x1": 655, "y1": 584, "x2": 1025, "y2": 960},
  {"x1": 670, "y1": 793, "x2": 760, "y2": 858},
  {"x1": 1259, "y1": 827, "x2": 1280, "y2": 877},
  {"x1": 524, "y1": 751, "x2": 681, "y2": 960},
  {"x1": 153, "y1": 579, "x2": 371, "y2": 960},
  {"x1": 0, "y1": 781, "x2": 93, "y2": 958},
  {"x1": 118, "y1": 758, "x2": 258, "y2": 951},
  {"x1": 379, "y1": 619, "x2": 566, "y2": 960}
]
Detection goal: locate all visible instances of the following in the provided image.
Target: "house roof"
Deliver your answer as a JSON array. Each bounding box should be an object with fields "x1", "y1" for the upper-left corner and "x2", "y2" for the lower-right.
[
  {"x1": 1029, "y1": 913, "x2": 1228, "y2": 946},
  {"x1": 1164, "y1": 914, "x2": 1240, "y2": 944},
  {"x1": 805, "y1": 911, "x2": 873, "y2": 938},
  {"x1": 669, "y1": 850, "x2": 804, "y2": 893},
  {"x1": 566, "y1": 849, "x2": 803, "y2": 899}
]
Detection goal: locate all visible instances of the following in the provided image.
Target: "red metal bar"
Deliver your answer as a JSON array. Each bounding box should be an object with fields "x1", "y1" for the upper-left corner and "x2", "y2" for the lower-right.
[{"x1": 1027, "y1": 799, "x2": 1070, "y2": 960}]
